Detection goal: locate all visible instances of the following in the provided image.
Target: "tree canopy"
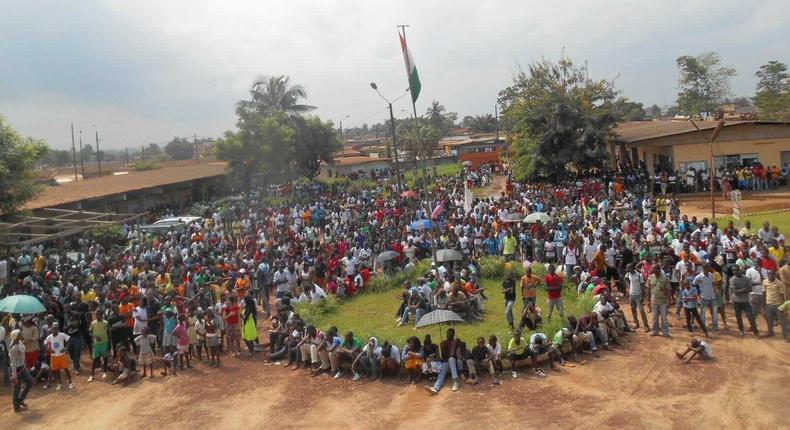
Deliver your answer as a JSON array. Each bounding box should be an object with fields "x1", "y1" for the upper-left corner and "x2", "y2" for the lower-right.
[
  {"x1": 237, "y1": 75, "x2": 316, "y2": 116},
  {"x1": 754, "y1": 60, "x2": 790, "y2": 120},
  {"x1": 292, "y1": 116, "x2": 341, "y2": 180},
  {"x1": 675, "y1": 52, "x2": 736, "y2": 117},
  {"x1": 498, "y1": 57, "x2": 619, "y2": 182},
  {"x1": 165, "y1": 137, "x2": 195, "y2": 160},
  {"x1": 0, "y1": 115, "x2": 47, "y2": 214}
]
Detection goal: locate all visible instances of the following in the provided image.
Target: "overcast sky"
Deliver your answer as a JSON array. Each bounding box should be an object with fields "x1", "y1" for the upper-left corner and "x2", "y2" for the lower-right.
[{"x1": 1, "y1": 0, "x2": 788, "y2": 150}]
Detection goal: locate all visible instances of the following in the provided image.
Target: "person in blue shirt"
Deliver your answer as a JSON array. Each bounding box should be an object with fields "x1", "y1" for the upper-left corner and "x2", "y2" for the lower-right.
[
  {"x1": 482, "y1": 234, "x2": 499, "y2": 256},
  {"x1": 680, "y1": 281, "x2": 708, "y2": 336}
]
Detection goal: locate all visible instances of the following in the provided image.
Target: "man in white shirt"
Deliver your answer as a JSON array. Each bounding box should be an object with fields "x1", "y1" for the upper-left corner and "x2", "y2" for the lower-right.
[
  {"x1": 43, "y1": 323, "x2": 74, "y2": 390},
  {"x1": 745, "y1": 261, "x2": 764, "y2": 318}
]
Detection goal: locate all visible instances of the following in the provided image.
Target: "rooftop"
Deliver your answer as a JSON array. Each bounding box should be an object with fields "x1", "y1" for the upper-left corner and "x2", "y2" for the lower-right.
[
  {"x1": 614, "y1": 120, "x2": 788, "y2": 143},
  {"x1": 330, "y1": 156, "x2": 391, "y2": 166},
  {"x1": 25, "y1": 162, "x2": 227, "y2": 210}
]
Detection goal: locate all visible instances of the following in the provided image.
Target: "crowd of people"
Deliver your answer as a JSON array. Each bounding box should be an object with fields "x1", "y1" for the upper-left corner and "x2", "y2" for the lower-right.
[{"x1": 1, "y1": 160, "x2": 789, "y2": 411}]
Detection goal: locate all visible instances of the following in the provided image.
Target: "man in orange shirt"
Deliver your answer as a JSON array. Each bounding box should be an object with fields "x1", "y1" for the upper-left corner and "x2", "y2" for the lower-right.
[
  {"x1": 235, "y1": 270, "x2": 251, "y2": 298},
  {"x1": 118, "y1": 296, "x2": 135, "y2": 351}
]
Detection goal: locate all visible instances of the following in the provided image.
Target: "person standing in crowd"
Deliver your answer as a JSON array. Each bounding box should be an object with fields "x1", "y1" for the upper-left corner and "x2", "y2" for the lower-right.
[
  {"x1": 647, "y1": 265, "x2": 670, "y2": 337},
  {"x1": 9, "y1": 329, "x2": 33, "y2": 412}
]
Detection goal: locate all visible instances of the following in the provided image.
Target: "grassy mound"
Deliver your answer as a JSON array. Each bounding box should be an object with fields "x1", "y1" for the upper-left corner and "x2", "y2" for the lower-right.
[{"x1": 296, "y1": 257, "x2": 595, "y2": 346}]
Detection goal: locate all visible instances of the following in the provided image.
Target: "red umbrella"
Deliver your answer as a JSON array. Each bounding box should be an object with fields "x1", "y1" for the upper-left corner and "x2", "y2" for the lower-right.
[{"x1": 401, "y1": 190, "x2": 418, "y2": 198}]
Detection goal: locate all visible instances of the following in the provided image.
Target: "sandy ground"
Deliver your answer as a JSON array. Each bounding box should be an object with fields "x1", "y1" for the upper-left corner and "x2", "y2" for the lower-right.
[
  {"x1": 2, "y1": 313, "x2": 788, "y2": 430},
  {"x1": 678, "y1": 188, "x2": 790, "y2": 219}
]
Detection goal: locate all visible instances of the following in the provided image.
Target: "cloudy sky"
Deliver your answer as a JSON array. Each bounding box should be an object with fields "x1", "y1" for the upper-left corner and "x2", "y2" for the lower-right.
[{"x1": 1, "y1": 0, "x2": 788, "y2": 149}]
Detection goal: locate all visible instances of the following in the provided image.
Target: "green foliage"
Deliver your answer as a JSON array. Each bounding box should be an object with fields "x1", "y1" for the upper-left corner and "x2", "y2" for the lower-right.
[
  {"x1": 84, "y1": 225, "x2": 125, "y2": 248},
  {"x1": 132, "y1": 161, "x2": 160, "y2": 171},
  {"x1": 648, "y1": 104, "x2": 663, "y2": 119},
  {"x1": 215, "y1": 111, "x2": 294, "y2": 191},
  {"x1": 612, "y1": 97, "x2": 646, "y2": 121},
  {"x1": 164, "y1": 137, "x2": 195, "y2": 160},
  {"x1": 754, "y1": 61, "x2": 790, "y2": 121},
  {"x1": 292, "y1": 116, "x2": 340, "y2": 180},
  {"x1": 346, "y1": 179, "x2": 377, "y2": 194},
  {"x1": 675, "y1": 52, "x2": 736, "y2": 116},
  {"x1": 294, "y1": 294, "x2": 341, "y2": 322},
  {"x1": 42, "y1": 148, "x2": 73, "y2": 167},
  {"x1": 0, "y1": 116, "x2": 47, "y2": 215},
  {"x1": 499, "y1": 56, "x2": 619, "y2": 182},
  {"x1": 237, "y1": 75, "x2": 316, "y2": 116},
  {"x1": 468, "y1": 114, "x2": 498, "y2": 133}
]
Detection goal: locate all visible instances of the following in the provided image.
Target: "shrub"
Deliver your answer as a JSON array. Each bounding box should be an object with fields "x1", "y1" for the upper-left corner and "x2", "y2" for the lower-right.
[
  {"x1": 132, "y1": 161, "x2": 159, "y2": 171},
  {"x1": 294, "y1": 294, "x2": 340, "y2": 322}
]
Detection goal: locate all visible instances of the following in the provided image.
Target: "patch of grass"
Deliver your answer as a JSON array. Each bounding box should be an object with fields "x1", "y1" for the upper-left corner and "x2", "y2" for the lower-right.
[
  {"x1": 716, "y1": 211, "x2": 790, "y2": 235},
  {"x1": 403, "y1": 163, "x2": 462, "y2": 189},
  {"x1": 298, "y1": 264, "x2": 595, "y2": 346},
  {"x1": 132, "y1": 161, "x2": 159, "y2": 171}
]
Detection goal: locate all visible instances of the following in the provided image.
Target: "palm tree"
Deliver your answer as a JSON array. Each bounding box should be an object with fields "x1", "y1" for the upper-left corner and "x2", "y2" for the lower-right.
[
  {"x1": 468, "y1": 114, "x2": 497, "y2": 134},
  {"x1": 425, "y1": 100, "x2": 446, "y2": 127},
  {"x1": 237, "y1": 75, "x2": 316, "y2": 116}
]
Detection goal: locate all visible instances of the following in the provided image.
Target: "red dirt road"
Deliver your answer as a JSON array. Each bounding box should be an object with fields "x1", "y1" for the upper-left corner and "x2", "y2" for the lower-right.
[{"x1": 2, "y1": 316, "x2": 787, "y2": 429}]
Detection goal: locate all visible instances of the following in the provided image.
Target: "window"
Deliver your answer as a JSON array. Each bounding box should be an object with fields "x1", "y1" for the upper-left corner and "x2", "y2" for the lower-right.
[
  {"x1": 679, "y1": 160, "x2": 707, "y2": 173},
  {"x1": 781, "y1": 151, "x2": 790, "y2": 167}
]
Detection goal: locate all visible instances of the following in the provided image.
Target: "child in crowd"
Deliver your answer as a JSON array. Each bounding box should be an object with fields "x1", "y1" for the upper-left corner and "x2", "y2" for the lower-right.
[
  {"x1": 675, "y1": 339, "x2": 713, "y2": 364},
  {"x1": 134, "y1": 326, "x2": 157, "y2": 378}
]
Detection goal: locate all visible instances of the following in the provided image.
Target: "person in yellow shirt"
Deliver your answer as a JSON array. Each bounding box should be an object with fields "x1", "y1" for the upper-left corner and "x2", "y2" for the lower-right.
[
  {"x1": 33, "y1": 253, "x2": 46, "y2": 274},
  {"x1": 768, "y1": 240, "x2": 784, "y2": 263},
  {"x1": 81, "y1": 286, "x2": 97, "y2": 304},
  {"x1": 155, "y1": 273, "x2": 170, "y2": 291}
]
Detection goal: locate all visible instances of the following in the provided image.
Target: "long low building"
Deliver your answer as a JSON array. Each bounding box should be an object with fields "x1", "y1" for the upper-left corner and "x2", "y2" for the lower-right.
[
  {"x1": 615, "y1": 120, "x2": 790, "y2": 175},
  {"x1": 24, "y1": 162, "x2": 227, "y2": 213}
]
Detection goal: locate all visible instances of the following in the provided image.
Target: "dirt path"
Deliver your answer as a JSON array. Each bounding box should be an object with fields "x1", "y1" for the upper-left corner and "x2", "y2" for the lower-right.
[
  {"x1": 678, "y1": 188, "x2": 790, "y2": 219},
  {"x1": 2, "y1": 314, "x2": 787, "y2": 429}
]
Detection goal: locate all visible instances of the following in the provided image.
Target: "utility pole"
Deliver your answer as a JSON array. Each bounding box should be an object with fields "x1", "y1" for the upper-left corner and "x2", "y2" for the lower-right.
[
  {"x1": 690, "y1": 118, "x2": 725, "y2": 220},
  {"x1": 194, "y1": 133, "x2": 199, "y2": 164},
  {"x1": 387, "y1": 102, "x2": 401, "y2": 187},
  {"x1": 125, "y1": 147, "x2": 130, "y2": 167},
  {"x1": 141, "y1": 144, "x2": 146, "y2": 162},
  {"x1": 339, "y1": 115, "x2": 349, "y2": 142},
  {"x1": 78, "y1": 129, "x2": 85, "y2": 178},
  {"x1": 92, "y1": 124, "x2": 101, "y2": 174},
  {"x1": 70, "y1": 123, "x2": 78, "y2": 181},
  {"x1": 495, "y1": 104, "x2": 499, "y2": 140}
]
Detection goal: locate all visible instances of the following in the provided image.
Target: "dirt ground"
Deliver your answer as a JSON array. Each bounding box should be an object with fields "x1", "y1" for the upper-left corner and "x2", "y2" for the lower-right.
[
  {"x1": 678, "y1": 188, "x2": 790, "y2": 219},
  {"x1": 2, "y1": 314, "x2": 788, "y2": 429}
]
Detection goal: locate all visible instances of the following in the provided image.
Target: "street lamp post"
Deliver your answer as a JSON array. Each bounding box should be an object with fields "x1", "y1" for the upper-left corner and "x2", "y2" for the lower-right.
[
  {"x1": 78, "y1": 129, "x2": 85, "y2": 178},
  {"x1": 92, "y1": 123, "x2": 102, "y2": 175},
  {"x1": 339, "y1": 115, "x2": 350, "y2": 142},
  {"x1": 370, "y1": 82, "x2": 408, "y2": 190}
]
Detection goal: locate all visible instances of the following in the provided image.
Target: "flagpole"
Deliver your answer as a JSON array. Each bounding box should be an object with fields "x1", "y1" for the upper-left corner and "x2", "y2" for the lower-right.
[{"x1": 398, "y1": 24, "x2": 426, "y2": 188}]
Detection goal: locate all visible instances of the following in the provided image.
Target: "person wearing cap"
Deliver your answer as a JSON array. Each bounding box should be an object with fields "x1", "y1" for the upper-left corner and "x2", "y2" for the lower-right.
[{"x1": 9, "y1": 329, "x2": 33, "y2": 411}]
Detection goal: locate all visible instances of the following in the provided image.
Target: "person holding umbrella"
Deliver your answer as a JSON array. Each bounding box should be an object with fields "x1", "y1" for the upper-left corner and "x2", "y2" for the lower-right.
[{"x1": 9, "y1": 329, "x2": 33, "y2": 412}]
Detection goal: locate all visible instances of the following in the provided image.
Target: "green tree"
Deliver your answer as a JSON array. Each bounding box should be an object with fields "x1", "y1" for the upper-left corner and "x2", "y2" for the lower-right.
[
  {"x1": 215, "y1": 111, "x2": 294, "y2": 190},
  {"x1": 292, "y1": 116, "x2": 340, "y2": 180},
  {"x1": 425, "y1": 101, "x2": 446, "y2": 127},
  {"x1": 237, "y1": 75, "x2": 316, "y2": 117},
  {"x1": 165, "y1": 137, "x2": 195, "y2": 160},
  {"x1": 675, "y1": 52, "x2": 736, "y2": 117},
  {"x1": 613, "y1": 97, "x2": 646, "y2": 121},
  {"x1": 43, "y1": 148, "x2": 73, "y2": 167},
  {"x1": 146, "y1": 143, "x2": 162, "y2": 156},
  {"x1": 499, "y1": 56, "x2": 619, "y2": 182},
  {"x1": 467, "y1": 114, "x2": 497, "y2": 133},
  {"x1": 82, "y1": 143, "x2": 95, "y2": 162},
  {"x1": 648, "y1": 104, "x2": 662, "y2": 119},
  {"x1": 0, "y1": 116, "x2": 47, "y2": 214},
  {"x1": 754, "y1": 60, "x2": 790, "y2": 120}
]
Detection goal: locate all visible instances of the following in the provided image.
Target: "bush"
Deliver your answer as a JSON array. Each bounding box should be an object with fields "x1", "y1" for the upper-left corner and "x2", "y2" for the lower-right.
[
  {"x1": 132, "y1": 161, "x2": 159, "y2": 171},
  {"x1": 478, "y1": 255, "x2": 554, "y2": 280},
  {"x1": 84, "y1": 225, "x2": 125, "y2": 249},
  {"x1": 294, "y1": 294, "x2": 340, "y2": 322}
]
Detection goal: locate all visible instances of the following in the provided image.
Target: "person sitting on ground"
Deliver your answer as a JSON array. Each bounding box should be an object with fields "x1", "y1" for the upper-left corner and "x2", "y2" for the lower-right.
[
  {"x1": 519, "y1": 301, "x2": 543, "y2": 331},
  {"x1": 506, "y1": 329, "x2": 530, "y2": 379},
  {"x1": 551, "y1": 327, "x2": 577, "y2": 366},
  {"x1": 424, "y1": 328, "x2": 461, "y2": 394},
  {"x1": 379, "y1": 340, "x2": 401, "y2": 377},
  {"x1": 330, "y1": 330, "x2": 363, "y2": 379},
  {"x1": 296, "y1": 325, "x2": 323, "y2": 371},
  {"x1": 528, "y1": 332, "x2": 560, "y2": 377},
  {"x1": 398, "y1": 288, "x2": 427, "y2": 327},
  {"x1": 675, "y1": 338, "x2": 713, "y2": 363},
  {"x1": 421, "y1": 334, "x2": 441, "y2": 378},
  {"x1": 111, "y1": 345, "x2": 137, "y2": 385},
  {"x1": 352, "y1": 337, "x2": 381, "y2": 381},
  {"x1": 402, "y1": 336, "x2": 424, "y2": 384},
  {"x1": 313, "y1": 325, "x2": 341, "y2": 375}
]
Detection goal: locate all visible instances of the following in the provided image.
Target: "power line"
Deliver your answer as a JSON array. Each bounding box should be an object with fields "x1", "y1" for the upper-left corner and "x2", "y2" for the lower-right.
[{"x1": 349, "y1": 106, "x2": 391, "y2": 127}]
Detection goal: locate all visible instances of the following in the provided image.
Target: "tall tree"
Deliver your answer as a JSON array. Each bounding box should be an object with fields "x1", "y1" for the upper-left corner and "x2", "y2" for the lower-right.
[
  {"x1": 292, "y1": 116, "x2": 341, "y2": 180},
  {"x1": 82, "y1": 143, "x2": 95, "y2": 162},
  {"x1": 648, "y1": 104, "x2": 662, "y2": 119},
  {"x1": 499, "y1": 57, "x2": 619, "y2": 182},
  {"x1": 0, "y1": 116, "x2": 47, "y2": 214},
  {"x1": 215, "y1": 111, "x2": 294, "y2": 190},
  {"x1": 468, "y1": 114, "x2": 497, "y2": 133},
  {"x1": 237, "y1": 75, "x2": 316, "y2": 117},
  {"x1": 425, "y1": 101, "x2": 446, "y2": 128},
  {"x1": 165, "y1": 137, "x2": 195, "y2": 160},
  {"x1": 754, "y1": 60, "x2": 790, "y2": 120},
  {"x1": 675, "y1": 52, "x2": 736, "y2": 117},
  {"x1": 612, "y1": 97, "x2": 646, "y2": 121}
]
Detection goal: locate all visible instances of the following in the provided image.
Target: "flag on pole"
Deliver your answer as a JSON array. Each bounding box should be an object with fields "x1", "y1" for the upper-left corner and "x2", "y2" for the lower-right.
[{"x1": 399, "y1": 30, "x2": 421, "y2": 104}]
